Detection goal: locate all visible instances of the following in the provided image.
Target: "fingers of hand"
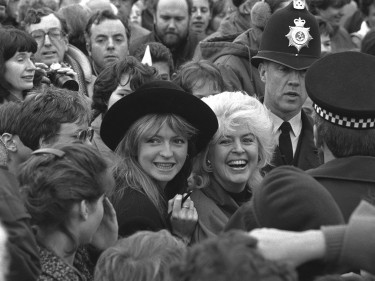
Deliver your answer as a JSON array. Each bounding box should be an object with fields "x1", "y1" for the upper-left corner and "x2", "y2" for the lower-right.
[
  {"x1": 56, "y1": 68, "x2": 77, "y2": 77},
  {"x1": 172, "y1": 194, "x2": 183, "y2": 215},
  {"x1": 181, "y1": 196, "x2": 192, "y2": 209},
  {"x1": 172, "y1": 198, "x2": 197, "y2": 221},
  {"x1": 104, "y1": 197, "x2": 117, "y2": 218},
  {"x1": 34, "y1": 62, "x2": 48, "y2": 69}
]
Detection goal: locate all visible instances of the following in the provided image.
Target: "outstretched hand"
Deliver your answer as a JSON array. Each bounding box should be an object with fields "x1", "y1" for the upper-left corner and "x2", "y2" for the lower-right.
[{"x1": 249, "y1": 228, "x2": 326, "y2": 267}]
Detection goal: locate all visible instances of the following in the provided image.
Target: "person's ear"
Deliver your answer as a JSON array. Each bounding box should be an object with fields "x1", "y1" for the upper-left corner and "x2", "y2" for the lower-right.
[
  {"x1": 258, "y1": 62, "x2": 267, "y2": 83},
  {"x1": 85, "y1": 34, "x2": 92, "y2": 56},
  {"x1": 1, "y1": 133, "x2": 17, "y2": 152},
  {"x1": 79, "y1": 200, "x2": 89, "y2": 221}
]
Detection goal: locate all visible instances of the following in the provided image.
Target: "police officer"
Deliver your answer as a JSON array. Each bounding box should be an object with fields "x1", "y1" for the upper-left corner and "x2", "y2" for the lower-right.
[
  {"x1": 252, "y1": 0, "x2": 321, "y2": 171},
  {"x1": 306, "y1": 51, "x2": 375, "y2": 222}
]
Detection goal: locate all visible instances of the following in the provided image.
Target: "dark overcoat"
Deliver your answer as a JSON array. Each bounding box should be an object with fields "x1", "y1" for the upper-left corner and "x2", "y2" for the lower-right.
[{"x1": 308, "y1": 156, "x2": 375, "y2": 222}]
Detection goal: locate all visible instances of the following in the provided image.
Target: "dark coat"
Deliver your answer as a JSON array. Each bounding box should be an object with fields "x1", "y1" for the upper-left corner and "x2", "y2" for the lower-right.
[
  {"x1": 198, "y1": 29, "x2": 265, "y2": 97},
  {"x1": 268, "y1": 110, "x2": 321, "y2": 172},
  {"x1": 112, "y1": 187, "x2": 168, "y2": 238},
  {"x1": 129, "y1": 30, "x2": 199, "y2": 69},
  {"x1": 0, "y1": 167, "x2": 41, "y2": 281},
  {"x1": 307, "y1": 156, "x2": 375, "y2": 222}
]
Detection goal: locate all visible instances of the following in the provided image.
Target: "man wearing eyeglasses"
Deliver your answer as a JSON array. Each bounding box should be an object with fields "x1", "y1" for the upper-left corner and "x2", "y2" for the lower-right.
[
  {"x1": 17, "y1": 86, "x2": 94, "y2": 150},
  {"x1": 23, "y1": 7, "x2": 93, "y2": 98}
]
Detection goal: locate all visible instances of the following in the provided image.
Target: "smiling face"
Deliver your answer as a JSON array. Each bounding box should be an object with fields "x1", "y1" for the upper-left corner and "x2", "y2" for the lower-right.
[
  {"x1": 107, "y1": 73, "x2": 132, "y2": 109},
  {"x1": 138, "y1": 123, "x2": 188, "y2": 188},
  {"x1": 27, "y1": 14, "x2": 68, "y2": 66},
  {"x1": 260, "y1": 61, "x2": 307, "y2": 121},
  {"x1": 4, "y1": 51, "x2": 36, "y2": 97},
  {"x1": 208, "y1": 124, "x2": 259, "y2": 193},
  {"x1": 191, "y1": 0, "x2": 211, "y2": 34},
  {"x1": 88, "y1": 19, "x2": 129, "y2": 74}
]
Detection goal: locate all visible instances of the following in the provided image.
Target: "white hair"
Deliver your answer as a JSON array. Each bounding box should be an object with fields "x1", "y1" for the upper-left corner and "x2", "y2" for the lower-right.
[{"x1": 190, "y1": 91, "x2": 276, "y2": 189}]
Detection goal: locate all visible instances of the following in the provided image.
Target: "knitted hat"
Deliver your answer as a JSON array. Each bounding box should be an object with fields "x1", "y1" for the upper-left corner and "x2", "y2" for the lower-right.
[
  {"x1": 252, "y1": 166, "x2": 344, "y2": 230},
  {"x1": 225, "y1": 165, "x2": 344, "y2": 231},
  {"x1": 225, "y1": 166, "x2": 344, "y2": 281}
]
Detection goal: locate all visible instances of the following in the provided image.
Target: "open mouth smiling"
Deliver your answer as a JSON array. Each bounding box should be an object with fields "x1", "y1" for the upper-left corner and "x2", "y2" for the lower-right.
[{"x1": 227, "y1": 160, "x2": 248, "y2": 169}]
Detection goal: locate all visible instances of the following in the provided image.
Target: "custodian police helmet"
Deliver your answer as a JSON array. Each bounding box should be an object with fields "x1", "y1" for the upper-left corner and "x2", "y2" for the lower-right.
[{"x1": 252, "y1": 0, "x2": 321, "y2": 70}]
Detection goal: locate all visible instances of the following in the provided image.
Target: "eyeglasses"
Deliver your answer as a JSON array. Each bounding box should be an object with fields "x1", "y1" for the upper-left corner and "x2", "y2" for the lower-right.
[
  {"x1": 56, "y1": 128, "x2": 94, "y2": 143},
  {"x1": 30, "y1": 28, "x2": 64, "y2": 44},
  {"x1": 77, "y1": 128, "x2": 94, "y2": 142}
]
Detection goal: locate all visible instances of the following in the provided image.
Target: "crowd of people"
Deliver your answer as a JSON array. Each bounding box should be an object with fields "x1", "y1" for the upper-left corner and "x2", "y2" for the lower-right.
[{"x1": 0, "y1": 0, "x2": 375, "y2": 280}]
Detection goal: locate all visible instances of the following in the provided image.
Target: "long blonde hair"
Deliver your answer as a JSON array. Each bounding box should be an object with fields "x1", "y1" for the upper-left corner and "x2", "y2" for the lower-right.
[{"x1": 112, "y1": 114, "x2": 198, "y2": 216}]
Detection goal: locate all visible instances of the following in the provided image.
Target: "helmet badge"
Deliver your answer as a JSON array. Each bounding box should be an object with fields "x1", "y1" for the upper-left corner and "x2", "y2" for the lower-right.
[{"x1": 286, "y1": 17, "x2": 313, "y2": 52}]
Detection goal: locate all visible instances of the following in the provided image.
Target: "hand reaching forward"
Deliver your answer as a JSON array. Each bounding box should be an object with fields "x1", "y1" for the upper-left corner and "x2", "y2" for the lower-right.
[{"x1": 249, "y1": 228, "x2": 326, "y2": 267}]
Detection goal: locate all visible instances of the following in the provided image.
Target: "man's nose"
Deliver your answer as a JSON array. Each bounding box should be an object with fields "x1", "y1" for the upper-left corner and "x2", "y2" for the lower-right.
[
  {"x1": 167, "y1": 19, "x2": 177, "y2": 30},
  {"x1": 287, "y1": 70, "x2": 302, "y2": 87},
  {"x1": 107, "y1": 37, "x2": 115, "y2": 49},
  {"x1": 44, "y1": 33, "x2": 52, "y2": 46}
]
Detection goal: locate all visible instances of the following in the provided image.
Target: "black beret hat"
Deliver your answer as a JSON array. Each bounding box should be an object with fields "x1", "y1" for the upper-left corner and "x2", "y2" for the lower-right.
[
  {"x1": 100, "y1": 80, "x2": 219, "y2": 152},
  {"x1": 252, "y1": 0, "x2": 321, "y2": 70},
  {"x1": 306, "y1": 51, "x2": 375, "y2": 129}
]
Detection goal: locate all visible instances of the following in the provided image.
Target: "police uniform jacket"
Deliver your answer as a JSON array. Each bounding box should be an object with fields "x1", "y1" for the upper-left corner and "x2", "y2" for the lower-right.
[
  {"x1": 267, "y1": 110, "x2": 321, "y2": 172},
  {"x1": 308, "y1": 156, "x2": 375, "y2": 222}
]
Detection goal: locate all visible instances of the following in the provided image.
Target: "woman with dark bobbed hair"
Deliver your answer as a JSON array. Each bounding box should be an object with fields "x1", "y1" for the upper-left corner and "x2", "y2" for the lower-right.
[
  {"x1": 19, "y1": 143, "x2": 116, "y2": 281},
  {"x1": 0, "y1": 26, "x2": 38, "y2": 103}
]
